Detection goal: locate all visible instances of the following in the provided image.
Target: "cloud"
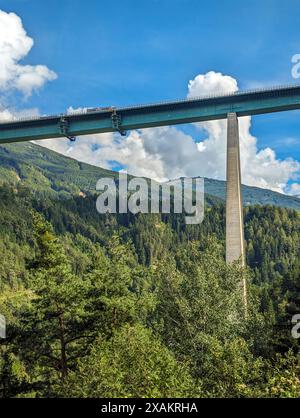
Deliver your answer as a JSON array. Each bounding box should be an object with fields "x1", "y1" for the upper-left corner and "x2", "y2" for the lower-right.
[
  {"x1": 187, "y1": 71, "x2": 300, "y2": 193},
  {"x1": 0, "y1": 9, "x2": 57, "y2": 97},
  {"x1": 0, "y1": 105, "x2": 40, "y2": 122},
  {"x1": 275, "y1": 137, "x2": 300, "y2": 147},
  {"x1": 286, "y1": 182, "x2": 300, "y2": 196},
  {"x1": 37, "y1": 127, "x2": 196, "y2": 180},
  {"x1": 0, "y1": 107, "x2": 14, "y2": 122},
  {"x1": 37, "y1": 71, "x2": 300, "y2": 194},
  {"x1": 187, "y1": 71, "x2": 238, "y2": 98}
]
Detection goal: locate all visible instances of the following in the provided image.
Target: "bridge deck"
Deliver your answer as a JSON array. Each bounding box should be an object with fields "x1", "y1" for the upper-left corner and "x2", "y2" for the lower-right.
[{"x1": 1, "y1": 84, "x2": 300, "y2": 144}]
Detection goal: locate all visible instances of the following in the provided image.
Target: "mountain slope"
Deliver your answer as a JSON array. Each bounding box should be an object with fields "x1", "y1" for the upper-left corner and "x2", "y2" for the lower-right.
[
  {"x1": 204, "y1": 177, "x2": 300, "y2": 210},
  {"x1": 0, "y1": 142, "x2": 116, "y2": 198},
  {"x1": 0, "y1": 141, "x2": 299, "y2": 210}
]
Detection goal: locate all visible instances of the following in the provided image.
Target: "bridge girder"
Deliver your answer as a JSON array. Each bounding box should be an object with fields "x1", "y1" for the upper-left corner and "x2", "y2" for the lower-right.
[{"x1": 1, "y1": 84, "x2": 300, "y2": 143}]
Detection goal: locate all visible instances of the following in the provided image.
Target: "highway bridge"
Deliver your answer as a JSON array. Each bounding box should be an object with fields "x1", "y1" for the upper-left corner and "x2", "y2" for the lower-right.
[
  {"x1": 0, "y1": 84, "x2": 300, "y2": 143},
  {"x1": 2, "y1": 83, "x2": 300, "y2": 310}
]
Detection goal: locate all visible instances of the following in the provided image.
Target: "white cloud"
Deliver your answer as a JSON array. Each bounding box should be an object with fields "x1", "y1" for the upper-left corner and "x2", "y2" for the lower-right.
[
  {"x1": 36, "y1": 127, "x2": 197, "y2": 180},
  {"x1": 186, "y1": 71, "x2": 300, "y2": 193},
  {"x1": 37, "y1": 71, "x2": 300, "y2": 194},
  {"x1": 0, "y1": 9, "x2": 57, "y2": 97},
  {"x1": 286, "y1": 182, "x2": 300, "y2": 196},
  {"x1": 187, "y1": 71, "x2": 238, "y2": 98},
  {"x1": 0, "y1": 107, "x2": 14, "y2": 122},
  {"x1": 0, "y1": 105, "x2": 40, "y2": 122}
]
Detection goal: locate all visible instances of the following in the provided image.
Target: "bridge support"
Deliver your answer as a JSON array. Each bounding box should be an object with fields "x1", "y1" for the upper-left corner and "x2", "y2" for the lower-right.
[{"x1": 226, "y1": 113, "x2": 247, "y2": 308}]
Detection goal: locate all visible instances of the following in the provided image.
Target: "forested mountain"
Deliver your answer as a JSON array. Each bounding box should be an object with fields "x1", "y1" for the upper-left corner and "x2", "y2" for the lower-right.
[
  {"x1": 1, "y1": 142, "x2": 300, "y2": 210},
  {"x1": 204, "y1": 177, "x2": 300, "y2": 210},
  {"x1": 0, "y1": 142, "x2": 299, "y2": 398}
]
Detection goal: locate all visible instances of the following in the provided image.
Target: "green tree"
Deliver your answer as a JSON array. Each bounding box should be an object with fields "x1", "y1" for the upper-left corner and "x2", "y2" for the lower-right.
[
  {"x1": 66, "y1": 324, "x2": 195, "y2": 398},
  {"x1": 14, "y1": 213, "x2": 93, "y2": 394}
]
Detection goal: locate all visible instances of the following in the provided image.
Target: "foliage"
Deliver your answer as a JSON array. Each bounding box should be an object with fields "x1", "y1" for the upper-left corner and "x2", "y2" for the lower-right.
[
  {"x1": 0, "y1": 143, "x2": 299, "y2": 398},
  {"x1": 65, "y1": 324, "x2": 195, "y2": 398}
]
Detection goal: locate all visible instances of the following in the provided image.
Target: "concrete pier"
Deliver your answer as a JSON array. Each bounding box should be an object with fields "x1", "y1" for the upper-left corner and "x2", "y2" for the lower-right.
[{"x1": 226, "y1": 113, "x2": 247, "y2": 306}]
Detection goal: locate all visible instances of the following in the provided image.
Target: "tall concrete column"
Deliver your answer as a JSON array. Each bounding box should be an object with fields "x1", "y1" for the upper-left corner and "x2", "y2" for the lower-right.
[{"x1": 226, "y1": 113, "x2": 247, "y2": 307}]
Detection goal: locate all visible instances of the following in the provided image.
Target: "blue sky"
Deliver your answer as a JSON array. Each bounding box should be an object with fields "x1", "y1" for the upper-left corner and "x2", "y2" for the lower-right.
[{"x1": 1, "y1": 0, "x2": 300, "y2": 193}]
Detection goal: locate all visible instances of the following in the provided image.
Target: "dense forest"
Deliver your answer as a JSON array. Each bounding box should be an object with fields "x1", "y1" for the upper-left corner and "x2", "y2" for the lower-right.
[{"x1": 0, "y1": 176, "x2": 299, "y2": 398}]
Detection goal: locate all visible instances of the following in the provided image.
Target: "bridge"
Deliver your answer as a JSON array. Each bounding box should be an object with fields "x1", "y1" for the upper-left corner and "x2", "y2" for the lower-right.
[
  {"x1": 2, "y1": 83, "x2": 300, "y2": 308},
  {"x1": 1, "y1": 84, "x2": 300, "y2": 142}
]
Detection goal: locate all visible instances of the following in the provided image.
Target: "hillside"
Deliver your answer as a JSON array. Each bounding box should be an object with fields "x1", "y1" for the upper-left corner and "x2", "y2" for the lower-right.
[
  {"x1": 0, "y1": 142, "x2": 116, "y2": 198},
  {"x1": 0, "y1": 142, "x2": 299, "y2": 210},
  {"x1": 0, "y1": 141, "x2": 299, "y2": 398},
  {"x1": 174, "y1": 176, "x2": 300, "y2": 211},
  {"x1": 204, "y1": 177, "x2": 300, "y2": 210}
]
